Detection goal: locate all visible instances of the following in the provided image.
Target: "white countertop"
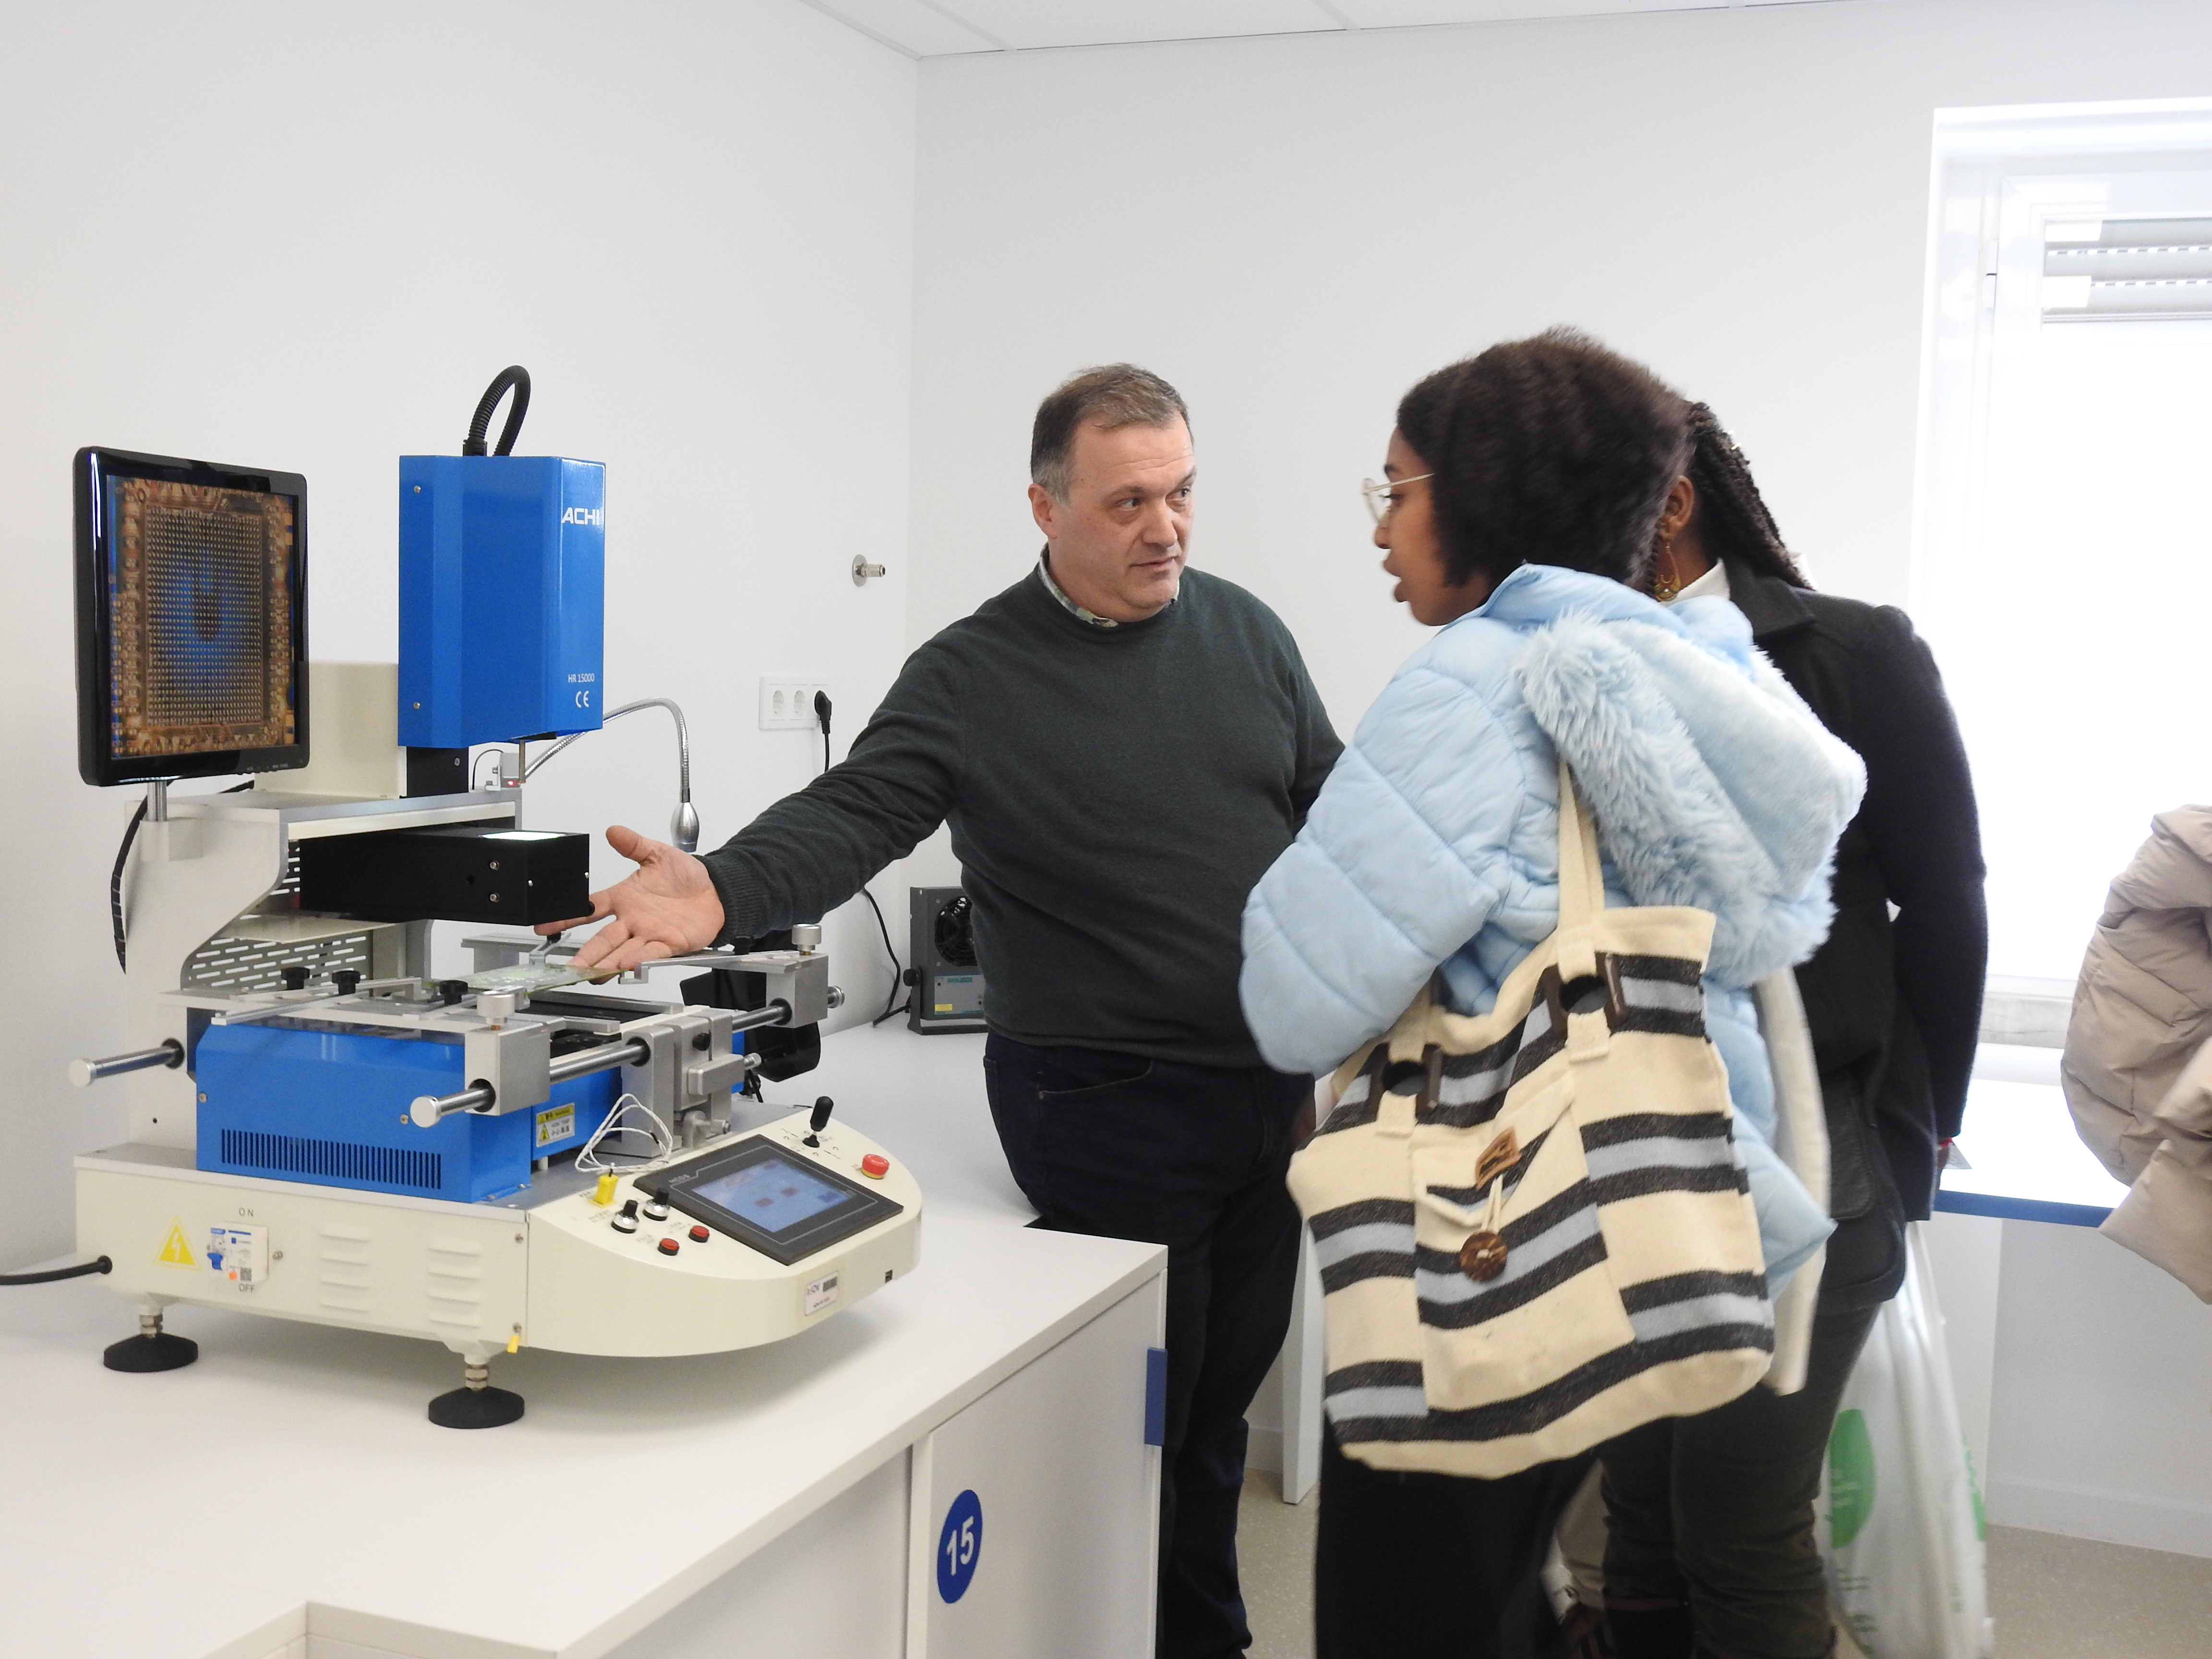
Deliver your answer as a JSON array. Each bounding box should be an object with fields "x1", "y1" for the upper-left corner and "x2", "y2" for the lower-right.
[
  {"x1": 1940, "y1": 1044, "x2": 2131, "y2": 1222},
  {"x1": 0, "y1": 1021, "x2": 1155, "y2": 1659},
  {"x1": 3, "y1": 1538, "x2": 303, "y2": 1659}
]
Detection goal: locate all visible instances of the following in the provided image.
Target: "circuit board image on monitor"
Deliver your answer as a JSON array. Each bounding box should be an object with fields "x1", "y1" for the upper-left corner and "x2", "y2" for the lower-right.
[{"x1": 75, "y1": 448, "x2": 308, "y2": 786}]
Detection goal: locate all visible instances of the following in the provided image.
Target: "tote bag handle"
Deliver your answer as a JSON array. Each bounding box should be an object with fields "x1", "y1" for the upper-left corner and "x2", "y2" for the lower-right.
[{"x1": 1554, "y1": 755, "x2": 1605, "y2": 981}]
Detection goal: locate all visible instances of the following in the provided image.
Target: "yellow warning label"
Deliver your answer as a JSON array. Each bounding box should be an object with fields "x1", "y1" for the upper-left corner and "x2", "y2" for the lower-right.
[
  {"x1": 534, "y1": 1103, "x2": 575, "y2": 1150},
  {"x1": 157, "y1": 1220, "x2": 196, "y2": 1268}
]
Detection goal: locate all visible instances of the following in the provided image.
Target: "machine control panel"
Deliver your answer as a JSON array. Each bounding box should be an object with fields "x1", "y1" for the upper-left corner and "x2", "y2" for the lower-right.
[
  {"x1": 640, "y1": 1133, "x2": 905, "y2": 1267},
  {"x1": 514, "y1": 1107, "x2": 921, "y2": 1358}
]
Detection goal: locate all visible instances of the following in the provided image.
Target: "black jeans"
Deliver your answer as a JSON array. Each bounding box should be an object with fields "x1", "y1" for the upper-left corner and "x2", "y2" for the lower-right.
[
  {"x1": 1315, "y1": 1425, "x2": 1594, "y2": 1659},
  {"x1": 983, "y1": 1035, "x2": 1309, "y2": 1659},
  {"x1": 1597, "y1": 1293, "x2": 1884, "y2": 1659}
]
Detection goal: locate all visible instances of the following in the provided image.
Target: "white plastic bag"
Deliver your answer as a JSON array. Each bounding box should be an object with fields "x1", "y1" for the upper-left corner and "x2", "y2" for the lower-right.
[{"x1": 1819, "y1": 1225, "x2": 1993, "y2": 1659}]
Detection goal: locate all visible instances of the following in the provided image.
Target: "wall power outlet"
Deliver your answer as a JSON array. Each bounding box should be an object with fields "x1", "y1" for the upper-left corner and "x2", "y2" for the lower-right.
[{"x1": 759, "y1": 678, "x2": 831, "y2": 732}]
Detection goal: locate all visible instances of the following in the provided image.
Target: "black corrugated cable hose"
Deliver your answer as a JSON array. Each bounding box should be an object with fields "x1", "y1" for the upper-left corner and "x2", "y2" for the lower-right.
[
  {"x1": 463, "y1": 365, "x2": 531, "y2": 457},
  {"x1": 0, "y1": 1257, "x2": 111, "y2": 1286},
  {"x1": 811, "y1": 691, "x2": 907, "y2": 1025},
  {"x1": 109, "y1": 797, "x2": 147, "y2": 970},
  {"x1": 112, "y1": 780, "x2": 256, "y2": 972}
]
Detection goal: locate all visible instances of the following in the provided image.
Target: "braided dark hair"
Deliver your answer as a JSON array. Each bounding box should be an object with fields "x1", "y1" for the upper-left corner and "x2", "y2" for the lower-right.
[
  {"x1": 1395, "y1": 329, "x2": 1690, "y2": 591},
  {"x1": 1682, "y1": 403, "x2": 1811, "y2": 589}
]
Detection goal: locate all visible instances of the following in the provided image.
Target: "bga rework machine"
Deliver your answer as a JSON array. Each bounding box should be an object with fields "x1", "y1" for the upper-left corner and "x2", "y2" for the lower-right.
[{"x1": 55, "y1": 368, "x2": 920, "y2": 1428}]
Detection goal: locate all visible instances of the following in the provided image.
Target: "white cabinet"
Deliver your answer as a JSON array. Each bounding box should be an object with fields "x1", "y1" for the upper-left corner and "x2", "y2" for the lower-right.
[
  {"x1": 606, "y1": 1278, "x2": 1164, "y2": 1659},
  {"x1": 905, "y1": 1284, "x2": 1164, "y2": 1659},
  {"x1": 605, "y1": 1457, "x2": 911, "y2": 1659}
]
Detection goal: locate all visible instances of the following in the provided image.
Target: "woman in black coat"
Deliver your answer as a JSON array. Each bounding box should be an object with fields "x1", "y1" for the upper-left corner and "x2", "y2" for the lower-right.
[{"x1": 1593, "y1": 408, "x2": 1988, "y2": 1659}]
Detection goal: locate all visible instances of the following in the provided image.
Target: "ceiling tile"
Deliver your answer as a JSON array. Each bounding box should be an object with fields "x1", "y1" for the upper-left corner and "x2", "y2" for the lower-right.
[
  {"x1": 1331, "y1": 0, "x2": 1722, "y2": 23},
  {"x1": 819, "y1": 0, "x2": 1870, "y2": 60},
  {"x1": 808, "y1": 0, "x2": 1004, "y2": 55},
  {"x1": 933, "y1": 0, "x2": 1345, "y2": 52}
]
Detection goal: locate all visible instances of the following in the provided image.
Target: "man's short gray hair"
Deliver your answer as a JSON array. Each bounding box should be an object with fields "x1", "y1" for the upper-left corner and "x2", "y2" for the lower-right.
[{"x1": 1029, "y1": 364, "x2": 1190, "y2": 502}]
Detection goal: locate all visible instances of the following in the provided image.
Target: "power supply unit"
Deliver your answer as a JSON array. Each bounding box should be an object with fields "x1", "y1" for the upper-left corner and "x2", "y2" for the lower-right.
[{"x1": 907, "y1": 886, "x2": 985, "y2": 1035}]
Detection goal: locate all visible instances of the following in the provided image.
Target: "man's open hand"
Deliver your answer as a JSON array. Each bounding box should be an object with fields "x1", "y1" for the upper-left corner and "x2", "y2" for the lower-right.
[{"x1": 538, "y1": 826, "x2": 726, "y2": 971}]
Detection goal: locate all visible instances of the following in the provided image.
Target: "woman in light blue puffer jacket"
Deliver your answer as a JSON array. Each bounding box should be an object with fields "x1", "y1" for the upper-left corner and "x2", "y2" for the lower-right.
[{"x1": 1238, "y1": 331, "x2": 1864, "y2": 1659}]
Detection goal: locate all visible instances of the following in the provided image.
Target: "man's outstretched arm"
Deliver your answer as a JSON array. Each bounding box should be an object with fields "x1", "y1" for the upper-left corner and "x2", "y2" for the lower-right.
[{"x1": 543, "y1": 648, "x2": 964, "y2": 972}]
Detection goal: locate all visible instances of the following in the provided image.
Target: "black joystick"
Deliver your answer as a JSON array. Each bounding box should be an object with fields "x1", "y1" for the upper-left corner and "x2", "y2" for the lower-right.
[
  {"x1": 280, "y1": 964, "x2": 309, "y2": 991},
  {"x1": 332, "y1": 969, "x2": 361, "y2": 996},
  {"x1": 804, "y1": 1095, "x2": 834, "y2": 1147},
  {"x1": 437, "y1": 979, "x2": 468, "y2": 1006}
]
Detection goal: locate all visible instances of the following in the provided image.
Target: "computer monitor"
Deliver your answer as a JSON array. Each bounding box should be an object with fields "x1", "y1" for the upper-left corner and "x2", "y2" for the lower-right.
[{"x1": 74, "y1": 447, "x2": 309, "y2": 787}]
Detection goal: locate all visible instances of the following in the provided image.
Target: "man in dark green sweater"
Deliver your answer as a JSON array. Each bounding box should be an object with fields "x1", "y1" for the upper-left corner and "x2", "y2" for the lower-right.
[{"x1": 552, "y1": 365, "x2": 1340, "y2": 1659}]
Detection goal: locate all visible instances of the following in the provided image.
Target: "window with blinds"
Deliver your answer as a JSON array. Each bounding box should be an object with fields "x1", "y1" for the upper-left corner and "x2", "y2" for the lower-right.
[
  {"x1": 1918, "y1": 105, "x2": 2212, "y2": 983},
  {"x1": 2043, "y1": 217, "x2": 2212, "y2": 320}
]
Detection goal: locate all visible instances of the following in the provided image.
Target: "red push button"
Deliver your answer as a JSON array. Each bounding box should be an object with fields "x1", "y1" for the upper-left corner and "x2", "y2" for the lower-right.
[
  {"x1": 688, "y1": 1224, "x2": 710, "y2": 1244},
  {"x1": 860, "y1": 1153, "x2": 890, "y2": 1179},
  {"x1": 657, "y1": 1237, "x2": 680, "y2": 1256}
]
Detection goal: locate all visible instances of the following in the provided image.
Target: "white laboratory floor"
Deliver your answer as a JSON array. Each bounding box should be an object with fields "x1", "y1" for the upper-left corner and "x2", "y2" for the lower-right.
[{"x1": 1233, "y1": 1470, "x2": 2212, "y2": 1659}]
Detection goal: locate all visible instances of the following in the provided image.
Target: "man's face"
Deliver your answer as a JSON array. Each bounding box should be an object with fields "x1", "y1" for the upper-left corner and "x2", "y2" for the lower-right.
[{"x1": 1028, "y1": 417, "x2": 1194, "y2": 623}]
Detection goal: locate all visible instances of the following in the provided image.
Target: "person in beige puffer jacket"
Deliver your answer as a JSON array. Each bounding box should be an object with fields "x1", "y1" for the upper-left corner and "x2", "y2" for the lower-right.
[{"x1": 2062, "y1": 806, "x2": 2212, "y2": 1299}]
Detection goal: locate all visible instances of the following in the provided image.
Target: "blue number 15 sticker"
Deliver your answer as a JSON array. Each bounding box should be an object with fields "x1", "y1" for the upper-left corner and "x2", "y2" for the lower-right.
[{"x1": 937, "y1": 1488, "x2": 983, "y2": 1603}]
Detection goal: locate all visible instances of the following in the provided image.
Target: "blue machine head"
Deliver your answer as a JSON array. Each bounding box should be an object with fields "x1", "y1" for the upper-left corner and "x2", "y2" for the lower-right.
[{"x1": 397, "y1": 368, "x2": 605, "y2": 749}]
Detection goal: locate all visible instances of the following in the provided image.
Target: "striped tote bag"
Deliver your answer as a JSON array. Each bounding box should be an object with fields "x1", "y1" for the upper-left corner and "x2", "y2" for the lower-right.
[{"x1": 1285, "y1": 760, "x2": 1774, "y2": 1478}]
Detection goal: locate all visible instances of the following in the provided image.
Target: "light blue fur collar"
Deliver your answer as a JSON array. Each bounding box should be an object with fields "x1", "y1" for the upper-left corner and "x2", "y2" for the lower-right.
[{"x1": 1515, "y1": 603, "x2": 1865, "y2": 986}]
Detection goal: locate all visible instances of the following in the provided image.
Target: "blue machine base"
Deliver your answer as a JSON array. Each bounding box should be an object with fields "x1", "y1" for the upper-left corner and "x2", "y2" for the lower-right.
[{"x1": 196, "y1": 1025, "x2": 619, "y2": 1203}]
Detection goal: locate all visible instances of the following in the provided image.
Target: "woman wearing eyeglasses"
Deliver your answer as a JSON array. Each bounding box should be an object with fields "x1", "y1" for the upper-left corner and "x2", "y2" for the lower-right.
[{"x1": 1239, "y1": 330, "x2": 1864, "y2": 1659}]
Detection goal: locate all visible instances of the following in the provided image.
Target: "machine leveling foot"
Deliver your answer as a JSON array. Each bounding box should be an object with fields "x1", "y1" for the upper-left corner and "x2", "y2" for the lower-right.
[
  {"x1": 428, "y1": 1357, "x2": 524, "y2": 1430},
  {"x1": 103, "y1": 1310, "x2": 198, "y2": 1373}
]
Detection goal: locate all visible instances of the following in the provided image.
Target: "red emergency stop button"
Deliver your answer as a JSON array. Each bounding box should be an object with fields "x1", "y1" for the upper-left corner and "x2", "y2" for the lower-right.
[
  {"x1": 657, "y1": 1237, "x2": 680, "y2": 1256},
  {"x1": 688, "y1": 1224, "x2": 710, "y2": 1243},
  {"x1": 860, "y1": 1153, "x2": 890, "y2": 1179}
]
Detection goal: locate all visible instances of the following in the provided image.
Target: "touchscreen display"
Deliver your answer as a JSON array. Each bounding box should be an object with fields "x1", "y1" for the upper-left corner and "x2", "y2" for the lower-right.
[{"x1": 692, "y1": 1156, "x2": 850, "y2": 1235}]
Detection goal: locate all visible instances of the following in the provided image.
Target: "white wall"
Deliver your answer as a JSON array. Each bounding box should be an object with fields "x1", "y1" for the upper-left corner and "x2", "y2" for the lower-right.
[
  {"x1": 905, "y1": 0, "x2": 2212, "y2": 733},
  {"x1": 0, "y1": 0, "x2": 918, "y2": 1269},
  {"x1": 904, "y1": 0, "x2": 2212, "y2": 1553},
  {"x1": 1987, "y1": 1218, "x2": 2212, "y2": 1555}
]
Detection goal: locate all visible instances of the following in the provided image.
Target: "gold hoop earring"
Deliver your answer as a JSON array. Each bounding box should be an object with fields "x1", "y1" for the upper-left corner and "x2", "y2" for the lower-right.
[{"x1": 1652, "y1": 535, "x2": 1681, "y2": 603}]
